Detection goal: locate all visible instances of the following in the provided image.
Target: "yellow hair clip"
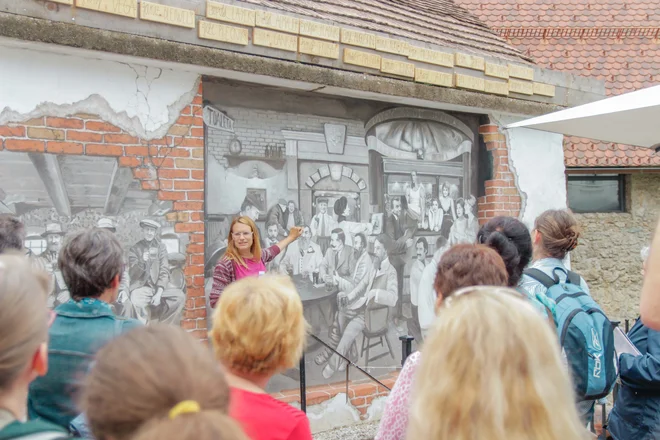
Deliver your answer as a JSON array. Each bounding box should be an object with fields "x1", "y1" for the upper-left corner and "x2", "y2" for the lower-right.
[{"x1": 168, "y1": 400, "x2": 201, "y2": 420}]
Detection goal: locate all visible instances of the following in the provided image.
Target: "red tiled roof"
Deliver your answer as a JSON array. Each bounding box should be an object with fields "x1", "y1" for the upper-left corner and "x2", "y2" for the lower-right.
[
  {"x1": 454, "y1": 0, "x2": 660, "y2": 167},
  {"x1": 237, "y1": 0, "x2": 533, "y2": 62}
]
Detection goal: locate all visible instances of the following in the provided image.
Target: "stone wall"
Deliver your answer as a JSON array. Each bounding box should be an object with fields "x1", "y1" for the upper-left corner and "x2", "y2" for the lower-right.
[{"x1": 571, "y1": 173, "x2": 660, "y2": 323}]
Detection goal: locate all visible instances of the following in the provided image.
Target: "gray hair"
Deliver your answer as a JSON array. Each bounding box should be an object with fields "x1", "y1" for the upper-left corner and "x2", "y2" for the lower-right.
[{"x1": 641, "y1": 246, "x2": 651, "y2": 262}]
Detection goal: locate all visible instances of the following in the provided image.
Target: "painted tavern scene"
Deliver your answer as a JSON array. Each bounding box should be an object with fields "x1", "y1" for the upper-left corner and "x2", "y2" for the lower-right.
[
  {"x1": 204, "y1": 81, "x2": 482, "y2": 389},
  {"x1": 0, "y1": 152, "x2": 188, "y2": 326}
]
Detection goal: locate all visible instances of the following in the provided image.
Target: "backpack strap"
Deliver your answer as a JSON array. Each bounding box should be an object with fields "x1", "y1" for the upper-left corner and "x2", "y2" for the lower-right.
[
  {"x1": 523, "y1": 268, "x2": 558, "y2": 289},
  {"x1": 566, "y1": 270, "x2": 582, "y2": 286}
]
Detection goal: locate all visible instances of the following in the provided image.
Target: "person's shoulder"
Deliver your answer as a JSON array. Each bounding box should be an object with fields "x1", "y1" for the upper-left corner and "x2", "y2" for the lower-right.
[
  {"x1": 0, "y1": 419, "x2": 68, "y2": 440},
  {"x1": 118, "y1": 317, "x2": 143, "y2": 332}
]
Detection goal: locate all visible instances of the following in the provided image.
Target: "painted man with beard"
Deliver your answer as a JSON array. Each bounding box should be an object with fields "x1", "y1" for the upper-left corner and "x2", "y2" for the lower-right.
[
  {"x1": 316, "y1": 233, "x2": 373, "y2": 371},
  {"x1": 265, "y1": 220, "x2": 285, "y2": 271},
  {"x1": 128, "y1": 219, "x2": 185, "y2": 325},
  {"x1": 39, "y1": 223, "x2": 70, "y2": 308},
  {"x1": 321, "y1": 235, "x2": 397, "y2": 378},
  {"x1": 279, "y1": 225, "x2": 322, "y2": 279},
  {"x1": 319, "y1": 228, "x2": 356, "y2": 284},
  {"x1": 310, "y1": 198, "x2": 336, "y2": 256}
]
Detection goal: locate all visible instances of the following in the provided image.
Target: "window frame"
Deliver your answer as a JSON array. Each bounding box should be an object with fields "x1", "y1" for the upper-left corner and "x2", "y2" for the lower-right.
[{"x1": 567, "y1": 174, "x2": 626, "y2": 214}]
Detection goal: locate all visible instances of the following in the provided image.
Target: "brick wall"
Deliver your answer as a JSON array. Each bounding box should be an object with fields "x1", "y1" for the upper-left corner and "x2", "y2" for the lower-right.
[
  {"x1": 0, "y1": 83, "x2": 208, "y2": 337},
  {"x1": 207, "y1": 106, "x2": 365, "y2": 164},
  {"x1": 477, "y1": 123, "x2": 522, "y2": 223}
]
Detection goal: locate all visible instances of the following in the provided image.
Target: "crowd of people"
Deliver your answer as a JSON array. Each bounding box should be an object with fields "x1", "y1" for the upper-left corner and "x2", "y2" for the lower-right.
[{"x1": 0, "y1": 205, "x2": 658, "y2": 440}]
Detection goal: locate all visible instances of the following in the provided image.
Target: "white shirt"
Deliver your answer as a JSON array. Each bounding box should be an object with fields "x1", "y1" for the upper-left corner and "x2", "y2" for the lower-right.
[
  {"x1": 418, "y1": 255, "x2": 440, "y2": 337},
  {"x1": 409, "y1": 259, "x2": 426, "y2": 306}
]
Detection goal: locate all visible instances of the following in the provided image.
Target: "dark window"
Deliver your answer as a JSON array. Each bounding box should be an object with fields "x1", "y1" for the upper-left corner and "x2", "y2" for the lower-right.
[{"x1": 567, "y1": 175, "x2": 626, "y2": 213}]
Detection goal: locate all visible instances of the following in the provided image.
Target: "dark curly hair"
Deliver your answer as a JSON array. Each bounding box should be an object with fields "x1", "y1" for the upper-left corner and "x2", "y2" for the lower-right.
[{"x1": 477, "y1": 216, "x2": 533, "y2": 287}]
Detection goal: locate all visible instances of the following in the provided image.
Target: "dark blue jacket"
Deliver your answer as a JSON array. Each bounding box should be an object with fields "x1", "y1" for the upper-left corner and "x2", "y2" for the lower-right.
[
  {"x1": 609, "y1": 318, "x2": 660, "y2": 439},
  {"x1": 27, "y1": 298, "x2": 141, "y2": 430}
]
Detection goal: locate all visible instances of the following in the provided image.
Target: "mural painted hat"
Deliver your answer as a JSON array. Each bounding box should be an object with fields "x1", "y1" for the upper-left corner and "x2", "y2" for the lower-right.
[
  {"x1": 42, "y1": 223, "x2": 64, "y2": 237},
  {"x1": 139, "y1": 219, "x2": 161, "y2": 230},
  {"x1": 96, "y1": 218, "x2": 116, "y2": 232}
]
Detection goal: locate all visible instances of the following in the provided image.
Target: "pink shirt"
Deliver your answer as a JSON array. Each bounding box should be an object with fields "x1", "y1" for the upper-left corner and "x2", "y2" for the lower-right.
[
  {"x1": 375, "y1": 351, "x2": 421, "y2": 440},
  {"x1": 234, "y1": 258, "x2": 267, "y2": 280}
]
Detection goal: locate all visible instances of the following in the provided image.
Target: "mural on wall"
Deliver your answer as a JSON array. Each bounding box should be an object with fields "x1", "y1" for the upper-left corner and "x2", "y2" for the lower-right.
[
  {"x1": 0, "y1": 151, "x2": 187, "y2": 325},
  {"x1": 204, "y1": 99, "x2": 479, "y2": 388}
]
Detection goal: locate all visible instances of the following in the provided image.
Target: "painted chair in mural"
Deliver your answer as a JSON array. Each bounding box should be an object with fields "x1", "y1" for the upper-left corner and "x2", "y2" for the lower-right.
[{"x1": 360, "y1": 301, "x2": 395, "y2": 367}]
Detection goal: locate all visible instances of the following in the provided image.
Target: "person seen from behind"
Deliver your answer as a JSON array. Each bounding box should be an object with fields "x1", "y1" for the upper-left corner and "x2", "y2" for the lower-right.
[
  {"x1": 209, "y1": 216, "x2": 302, "y2": 307},
  {"x1": 519, "y1": 209, "x2": 616, "y2": 425},
  {"x1": 0, "y1": 253, "x2": 67, "y2": 440},
  {"x1": 478, "y1": 216, "x2": 556, "y2": 324},
  {"x1": 210, "y1": 275, "x2": 312, "y2": 440},
  {"x1": 408, "y1": 286, "x2": 590, "y2": 440},
  {"x1": 376, "y1": 244, "x2": 509, "y2": 440},
  {"x1": 79, "y1": 324, "x2": 246, "y2": 440},
  {"x1": 28, "y1": 229, "x2": 141, "y2": 429},
  {"x1": 607, "y1": 245, "x2": 660, "y2": 440}
]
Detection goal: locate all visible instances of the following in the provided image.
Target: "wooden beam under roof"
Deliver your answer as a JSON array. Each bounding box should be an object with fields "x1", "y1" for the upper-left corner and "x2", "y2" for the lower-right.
[
  {"x1": 27, "y1": 153, "x2": 71, "y2": 216},
  {"x1": 103, "y1": 161, "x2": 133, "y2": 215}
]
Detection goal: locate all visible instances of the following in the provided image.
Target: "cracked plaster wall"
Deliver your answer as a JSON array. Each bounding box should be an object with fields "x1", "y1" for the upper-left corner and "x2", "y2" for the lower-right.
[
  {"x1": 0, "y1": 45, "x2": 200, "y2": 140},
  {"x1": 493, "y1": 113, "x2": 567, "y2": 229}
]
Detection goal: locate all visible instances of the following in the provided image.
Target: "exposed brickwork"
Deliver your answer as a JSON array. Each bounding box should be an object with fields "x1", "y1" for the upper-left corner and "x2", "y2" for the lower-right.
[
  {"x1": 271, "y1": 372, "x2": 398, "y2": 419},
  {"x1": 477, "y1": 123, "x2": 522, "y2": 224},
  {"x1": 0, "y1": 83, "x2": 207, "y2": 338}
]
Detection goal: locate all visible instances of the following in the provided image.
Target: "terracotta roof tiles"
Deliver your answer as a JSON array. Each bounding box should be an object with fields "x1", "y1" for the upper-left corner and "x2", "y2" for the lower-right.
[{"x1": 454, "y1": 0, "x2": 660, "y2": 167}]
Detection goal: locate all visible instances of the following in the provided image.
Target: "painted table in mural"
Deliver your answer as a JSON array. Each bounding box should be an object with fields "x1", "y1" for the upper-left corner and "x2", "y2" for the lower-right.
[{"x1": 292, "y1": 275, "x2": 338, "y2": 351}]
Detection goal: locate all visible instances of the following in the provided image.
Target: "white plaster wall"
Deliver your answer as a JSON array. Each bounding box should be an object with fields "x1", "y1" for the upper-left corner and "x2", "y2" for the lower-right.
[
  {"x1": 493, "y1": 113, "x2": 567, "y2": 230},
  {"x1": 0, "y1": 45, "x2": 200, "y2": 140}
]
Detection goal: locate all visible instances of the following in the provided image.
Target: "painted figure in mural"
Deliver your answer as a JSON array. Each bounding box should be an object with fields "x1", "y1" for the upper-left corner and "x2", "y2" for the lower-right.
[
  {"x1": 319, "y1": 228, "x2": 356, "y2": 284},
  {"x1": 310, "y1": 198, "x2": 337, "y2": 256},
  {"x1": 405, "y1": 171, "x2": 426, "y2": 228},
  {"x1": 438, "y1": 182, "x2": 457, "y2": 239},
  {"x1": 283, "y1": 200, "x2": 304, "y2": 231},
  {"x1": 279, "y1": 225, "x2": 322, "y2": 280},
  {"x1": 427, "y1": 199, "x2": 443, "y2": 232},
  {"x1": 334, "y1": 196, "x2": 372, "y2": 247},
  {"x1": 316, "y1": 232, "x2": 374, "y2": 373},
  {"x1": 465, "y1": 195, "x2": 480, "y2": 241},
  {"x1": 383, "y1": 197, "x2": 416, "y2": 319},
  {"x1": 128, "y1": 219, "x2": 185, "y2": 325},
  {"x1": 266, "y1": 198, "x2": 289, "y2": 240},
  {"x1": 265, "y1": 220, "x2": 285, "y2": 271},
  {"x1": 418, "y1": 236, "x2": 450, "y2": 339},
  {"x1": 238, "y1": 194, "x2": 261, "y2": 222},
  {"x1": 97, "y1": 218, "x2": 134, "y2": 318},
  {"x1": 408, "y1": 237, "x2": 428, "y2": 344},
  {"x1": 448, "y1": 198, "x2": 474, "y2": 246},
  {"x1": 39, "y1": 223, "x2": 70, "y2": 308}
]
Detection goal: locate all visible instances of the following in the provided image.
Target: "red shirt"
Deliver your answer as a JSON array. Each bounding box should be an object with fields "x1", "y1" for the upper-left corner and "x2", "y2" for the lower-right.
[{"x1": 230, "y1": 388, "x2": 312, "y2": 440}]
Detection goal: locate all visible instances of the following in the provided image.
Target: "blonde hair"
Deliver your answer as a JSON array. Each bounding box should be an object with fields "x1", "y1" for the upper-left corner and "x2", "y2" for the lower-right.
[
  {"x1": 0, "y1": 253, "x2": 50, "y2": 390},
  {"x1": 409, "y1": 287, "x2": 589, "y2": 440},
  {"x1": 210, "y1": 275, "x2": 307, "y2": 376},
  {"x1": 82, "y1": 325, "x2": 247, "y2": 440},
  {"x1": 223, "y1": 216, "x2": 263, "y2": 268}
]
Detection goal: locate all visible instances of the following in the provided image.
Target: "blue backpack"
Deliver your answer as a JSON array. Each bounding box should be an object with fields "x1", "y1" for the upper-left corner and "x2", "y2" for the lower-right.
[{"x1": 524, "y1": 268, "x2": 617, "y2": 401}]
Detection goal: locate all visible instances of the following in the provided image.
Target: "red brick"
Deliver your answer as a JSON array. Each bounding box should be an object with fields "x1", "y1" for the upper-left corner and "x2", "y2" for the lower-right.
[
  {"x1": 191, "y1": 170, "x2": 204, "y2": 180},
  {"x1": 66, "y1": 130, "x2": 103, "y2": 142},
  {"x1": 46, "y1": 117, "x2": 84, "y2": 129},
  {"x1": 0, "y1": 126, "x2": 25, "y2": 137},
  {"x1": 85, "y1": 121, "x2": 122, "y2": 132},
  {"x1": 191, "y1": 105, "x2": 203, "y2": 117},
  {"x1": 484, "y1": 180, "x2": 510, "y2": 188},
  {"x1": 150, "y1": 158, "x2": 175, "y2": 168},
  {"x1": 158, "y1": 191, "x2": 186, "y2": 201},
  {"x1": 142, "y1": 181, "x2": 160, "y2": 190},
  {"x1": 159, "y1": 169, "x2": 190, "y2": 179},
  {"x1": 5, "y1": 139, "x2": 45, "y2": 152},
  {"x1": 192, "y1": 94, "x2": 203, "y2": 105},
  {"x1": 175, "y1": 158, "x2": 204, "y2": 169},
  {"x1": 176, "y1": 222, "x2": 204, "y2": 233},
  {"x1": 105, "y1": 134, "x2": 139, "y2": 144},
  {"x1": 189, "y1": 329, "x2": 208, "y2": 340},
  {"x1": 161, "y1": 147, "x2": 190, "y2": 158},
  {"x1": 187, "y1": 286, "x2": 205, "y2": 297},
  {"x1": 191, "y1": 212, "x2": 204, "y2": 222},
  {"x1": 125, "y1": 146, "x2": 149, "y2": 156},
  {"x1": 181, "y1": 320, "x2": 196, "y2": 330},
  {"x1": 86, "y1": 144, "x2": 123, "y2": 156},
  {"x1": 133, "y1": 167, "x2": 156, "y2": 180},
  {"x1": 180, "y1": 138, "x2": 204, "y2": 147},
  {"x1": 144, "y1": 137, "x2": 170, "y2": 146},
  {"x1": 187, "y1": 191, "x2": 204, "y2": 200},
  {"x1": 479, "y1": 124, "x2": 499, "y2": 134},
  {"x1": 187, "y1": 243, "x2": 205, "y2": 254},
  {"x1": 172, "y1": 180, "x2": 203, "y2": 190},
  {"x1": 351, "y1": 383, "x2": 378, "y2": 397},
  {"x1": 183, "y1": 308, "x2": 206, "y2": 319},
  {"x1": 189, "y1": 233, "x2": 204, "y2": 243},
  {"x1": 194, "y1": 297, "x2": 206, "y2": 308},
  {"x1": 191, "y1": 127, "x2": 204, "y2": 137},
  {"x1": 184, "y1": 265, "x2": 205, "y2": 276},
  {"x1": 46, "y1": 141, "x2": 84, "y2": 155},
  {"x1": 176, "y1": 116, "x2": 204, "y2": 126},
  {"x1": 190, "y1": 254, "x2": 205, "y2": 265},
  {"x1": 119, "y1": 157, "x2": 142, "y2": 167}
]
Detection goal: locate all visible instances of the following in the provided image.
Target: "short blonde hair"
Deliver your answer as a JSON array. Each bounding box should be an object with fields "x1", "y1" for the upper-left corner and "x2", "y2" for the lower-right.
[
  {"x1": 210, "y1": 276, "x2": 307, "y2": 376},
  {"x1": 409, "y1": 287, "x2": 589, "y2": 440}
]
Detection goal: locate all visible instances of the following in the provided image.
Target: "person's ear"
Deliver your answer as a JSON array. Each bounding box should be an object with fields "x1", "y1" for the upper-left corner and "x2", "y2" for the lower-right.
[
  {"x1": 533, "y1": 229, "x2": 542, "y2": 244},
  {"x1": 110, "y1": 274, "x2": 120, "y2": 289},
  {"x1": 31, "y1": 343, "x2": 48, "y2": 377},
  {"x1": 434, "y1": 292, "x2": 444, "y2": 313}
]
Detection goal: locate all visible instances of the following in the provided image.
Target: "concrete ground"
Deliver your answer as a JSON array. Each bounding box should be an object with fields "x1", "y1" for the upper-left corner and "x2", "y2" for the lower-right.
[{"x1": 313, "y1": 421, "x2": 379, "y2": 440}]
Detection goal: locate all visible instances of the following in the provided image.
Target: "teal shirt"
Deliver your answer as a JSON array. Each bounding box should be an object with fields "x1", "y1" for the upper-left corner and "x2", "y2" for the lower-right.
[{"x1": 28, "y1": 298, "x2": 141, "y2": 429}]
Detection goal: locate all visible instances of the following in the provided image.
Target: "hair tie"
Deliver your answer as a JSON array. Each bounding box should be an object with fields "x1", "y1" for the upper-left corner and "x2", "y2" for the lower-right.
[{"x1": 169, "y1": 400, "x2": 201, "y2": 420}]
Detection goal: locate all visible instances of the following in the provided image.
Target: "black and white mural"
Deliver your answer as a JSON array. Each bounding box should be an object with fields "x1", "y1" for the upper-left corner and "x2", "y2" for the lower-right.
[
  {"x1": 0, "y1": 152, "x2": 187, "y2": 325},
  {"x1": 204, "y1": 83, "x2": 481, "y2": 389}
]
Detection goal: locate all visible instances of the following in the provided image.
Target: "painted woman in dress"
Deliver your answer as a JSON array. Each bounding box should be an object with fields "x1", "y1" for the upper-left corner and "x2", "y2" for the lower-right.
[
  {"x1": 406, "y1": 171, "x2": 426, "y2": 228},
  {"x1": 334, "y1": 197, "x2": 372, "y2": 248},
  {"x1": 448, "y1": 198, "x2": 471, "y2": 245},
  {"x1": 438, "y1": 182, "x2": 456, "y2": 238},
  {"x1": 465, "y1": 195, "x2": 479, "y2": 242}
]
